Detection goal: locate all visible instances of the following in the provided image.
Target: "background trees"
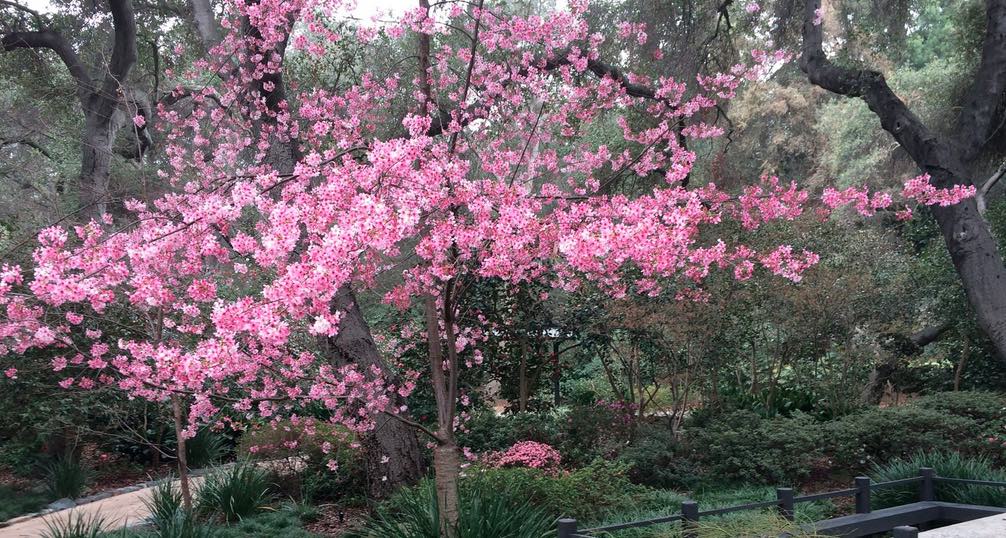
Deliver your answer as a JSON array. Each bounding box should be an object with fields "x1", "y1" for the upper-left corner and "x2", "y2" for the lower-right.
[{"x1": 2, "y1": 1, "x2": 1006, "y2": 535}]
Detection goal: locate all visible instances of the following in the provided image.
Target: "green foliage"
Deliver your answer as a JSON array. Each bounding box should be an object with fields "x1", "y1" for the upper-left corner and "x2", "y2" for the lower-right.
[
  {"x1": 150, "y1": 512, "x2": 215, "y2": 538},
  {"x1": 45, "y1": 455, "x2": 90, "y2": 499},
  {"x1": 618, "y1": 427, "x2": 700, "y2": 489},
  {"x1": 0, "y1": 439, "x2": 44, "y2": 476},
  {"x1": 185, "y1": 430, "x2": 228, "y2": 470},
  {"x1": 826, "y1": 406, "x2": 982, "y2": 471},
  {"x1": 354, "y1": 480, "x2": 554, "y2": 538},
  {"x1": 685, "y1": 411, "x2": 825, "y2": 485},
  {"x1": 143, "y1": 478, "x2": 185, "y2": 531},
  {"x1": 42, "y1": 511, "x2": 107, "y2": 538},
  {"x1": 236, "y1": 420, "x2": 363, "y2": 502},
  {"x1": 464, "y1": 460, "x2": 681, "y2": 523},
  {"x1": 459, "y1": 403, "x2": 634, "y2": 468},
  {"x1": 910, "y1": 391, "x2": 1006, "y2": 422},
  {"x1": 871, "y1": 451, "x2": 1006, "y2": 508},
  {"x1": 196, "y1": 464, "x2": 272, "y2": 523},
  {"x1": 0, "y1": 483, "x2": 51, "y2": 521},
  {"x1": 209, "y1": 509, "x2": 318, "y2": 538},
  {"x1": 459, "y1": 411, "x2": 562, "y2": 453},
  {"x1": 101, "y1": 508, "x2": 318, "y2": 538},
  {"x1": 593, "y1": 486, "x2": 830, "y2": 538}
]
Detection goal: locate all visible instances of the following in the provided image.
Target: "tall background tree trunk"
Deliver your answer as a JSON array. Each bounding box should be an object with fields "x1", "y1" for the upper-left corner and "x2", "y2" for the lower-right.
[
  {"x1": 323, "y1": 286, "x2": 424, "y2": 498},
  {"x1": 800, "y1": 0, "x2": 1006, "y2": 365}
]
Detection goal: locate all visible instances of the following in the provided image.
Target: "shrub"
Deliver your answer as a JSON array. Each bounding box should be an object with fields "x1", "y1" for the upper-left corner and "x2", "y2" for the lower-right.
[
  {"x1": 558, "y1": 401, "x2": 635, "y2": 467},
  {"x1": 486, "y1": 441, "x2": 562, "y2": 472},
  {"x1": 236, "y1": 419, "x2": 363, "y2": 502},
  {"x1": 871, "y1": 451, "x2": 1006, "y2": 508},
  {"x1": 910, "y1": 391, "x2": 1006, "y2": 422},
  {"x1": 0, "y1": 483, "x2": 51, "y2": 521},
  {"x1": 211, "y1": 509, "x2": 318, "y2": 538},
  {"x1": 826, "y1": 406, "x2": 982, "y2": 471},
  {"x1": 458, "y1": 411, "x2": 562, "y2": 454},
  {"x1": 354, "y1": 480, "x2": 554, "y2": 538},
  {"x1": 619, "y1": 427, "x2": 701, "y2": 489},
  {"x1": 684, "y1": 411, "x2": 825, "y2": 485},
  {"x1": 196, "y1": 464, "x2": 272, "y2": 522},
  {"x1": 185, "y1": 429, "x2": 227, "y2": 470},
  {"x1": 41, "y1": 511, "x2": 106, "y2": 538},
  {"x1": 465, "y1": 459, "x2": 681, "y2": 523},
  {"x1": 45, "y1": 455, "x2": 90, "y2": 499}
]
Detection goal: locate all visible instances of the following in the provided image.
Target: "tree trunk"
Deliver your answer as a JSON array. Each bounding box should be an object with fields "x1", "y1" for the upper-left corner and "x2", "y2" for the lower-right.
[
  {"x1": 800, "y1": 0, "x2": 1006, "y2": 365},
  {"x1": 323, "y1": 285, "x2": 424, "y2": 499},
  {"x1": 80, "y1": 100, "x2": 125, "y2": 216},
  {"x1": 433, "y1": 443, "x2": 461, "y2": 537},
  {"x1": 172, "y1": 396, "x2": 193, "y2": 512},
  {"x1": 518, "y1": 334, "x2": 530, "y2": 412}
]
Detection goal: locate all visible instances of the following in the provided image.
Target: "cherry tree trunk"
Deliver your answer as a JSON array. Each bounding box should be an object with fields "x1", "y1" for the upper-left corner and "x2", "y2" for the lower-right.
[
  {"x1": 433, "y1": 443, "x2": 461, "y2": 536},
  {"x1": 171, "y1": 396, "x2": 193, "y2": 512}
]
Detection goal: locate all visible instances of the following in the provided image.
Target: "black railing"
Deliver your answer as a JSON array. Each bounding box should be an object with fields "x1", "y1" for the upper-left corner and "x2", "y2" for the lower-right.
[{"x1": 557, "y1": 467, "x2": 1006, "y2": 538}]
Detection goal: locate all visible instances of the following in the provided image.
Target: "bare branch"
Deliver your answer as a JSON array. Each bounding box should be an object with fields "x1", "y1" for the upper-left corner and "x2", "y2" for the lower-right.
[
  {"x1": 978, "y1": 160, "x2": 1006, "y2": 214},
  {"x1": 1, "y1": 30, "x2": 92, "y2": 96}
]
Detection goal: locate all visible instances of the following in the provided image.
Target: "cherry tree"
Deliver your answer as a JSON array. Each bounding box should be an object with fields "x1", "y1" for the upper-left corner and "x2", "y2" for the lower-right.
[{"x1": 0, "y1": 0, "x2": 976, "y2": 532}]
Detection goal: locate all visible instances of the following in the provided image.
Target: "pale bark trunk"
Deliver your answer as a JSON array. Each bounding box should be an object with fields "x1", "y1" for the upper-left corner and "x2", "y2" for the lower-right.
[
  {"x1": 172, "y1": 396, "x2": 193, "y2": 512},
  {"x1": 433, "y1": 444, "x2": 461, "y2": 536}
]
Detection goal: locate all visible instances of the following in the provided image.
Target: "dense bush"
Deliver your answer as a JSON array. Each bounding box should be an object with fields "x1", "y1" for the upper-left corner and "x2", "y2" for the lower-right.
[
  {"x1": 236, "y1": 420, "x2": 363, "y2": 502},
  {"x1": 871, "y1": 451, "x2": 1006, "y2": 508},
  {"x1": 685, "y1": 411, "x2": 826, "y2": 485},
  {"x1": 558, "y1": 401, "x2": 636, "y2": 467},
  {"x1": 460, "y1": 402, "x2": 636, "y2": 468},
  {"x1": 676, "y1": 392, "x2": 1005, "y2": 486},
  {"x1": 184, "y1": 430, "x2": 228, "y2": 470},
  {"x1": 464, "y1": 459, "x2": 681, "y2": 522},
  {"x1": 459, "y1": 411, "x2": 562, "y2": 453},
  {"x1": 354, "y1": 480, "x2": 554, "y2": 538},
  {"x1": 826, "y1": 405, "x2": 982, "y2": 471},
  {"x1": 618, "y1": 427, "x2": 701, "y2": 489},
  {"x1": 910, "y1": 391, "x2": 1006, "y2": 422},
  {"x1": 0, "y1": 484, "x2": 50, "y2": 521}
]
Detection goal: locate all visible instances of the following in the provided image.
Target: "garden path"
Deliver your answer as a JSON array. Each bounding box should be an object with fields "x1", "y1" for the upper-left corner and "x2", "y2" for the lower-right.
[{"x1": 0, "y1": 475, "x2": 206, "y2": 537}]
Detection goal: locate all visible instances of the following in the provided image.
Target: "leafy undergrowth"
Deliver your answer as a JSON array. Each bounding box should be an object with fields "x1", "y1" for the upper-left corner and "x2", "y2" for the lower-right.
[
  {"x1": 591, "y1": 485, "x2": 832, "y2": 538},
  {"x1": 100, "y1": 509, "x2": 321, "y2": 538},
  {"x1": 0, "y1": 483, "x2": 51, "y2": 521}
]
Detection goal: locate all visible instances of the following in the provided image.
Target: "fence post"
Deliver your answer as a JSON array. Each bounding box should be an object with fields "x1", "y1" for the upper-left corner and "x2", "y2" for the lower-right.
[
  {"x1": 557, "y1": 518, "x2": 578, "y2": 538},
  {"x1": 777, "y1": 487, "x2": 795, "y2": 521},
  {"x1": 681, "y1": 500, "x2": 699, "y2": 538},
  {"x1": 855, "y1": 476, "x2": 872, "y2": 514},
  {"x1": 892, "y1": 526, "x2": 920, "y2": 538},
  {"x1": 919, "y1": 467, "x2": 935, "y2": 502}
]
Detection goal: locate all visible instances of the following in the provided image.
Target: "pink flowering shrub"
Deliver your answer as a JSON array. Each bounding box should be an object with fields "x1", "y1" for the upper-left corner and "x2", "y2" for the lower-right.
[{"x1": 487, "y1": 441, "x2": 562, "y2": 472}]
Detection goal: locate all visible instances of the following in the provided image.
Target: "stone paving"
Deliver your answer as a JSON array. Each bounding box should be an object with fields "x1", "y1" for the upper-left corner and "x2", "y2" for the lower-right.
[{"x1": 919, "y1": 513, "x2": 1006, "y2": 537}]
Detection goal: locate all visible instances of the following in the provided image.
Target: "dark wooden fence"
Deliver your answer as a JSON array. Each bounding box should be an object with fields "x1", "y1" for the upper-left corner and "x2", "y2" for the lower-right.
[{"x1": 557, "y1": 467, "x2": 1006, "y2": 538}]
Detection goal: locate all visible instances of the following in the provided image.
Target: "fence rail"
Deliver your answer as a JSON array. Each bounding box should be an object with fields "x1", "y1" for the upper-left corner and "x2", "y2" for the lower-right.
[{"x1": 556, "y1": 467, "x2": 1006, "y2": 538}]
